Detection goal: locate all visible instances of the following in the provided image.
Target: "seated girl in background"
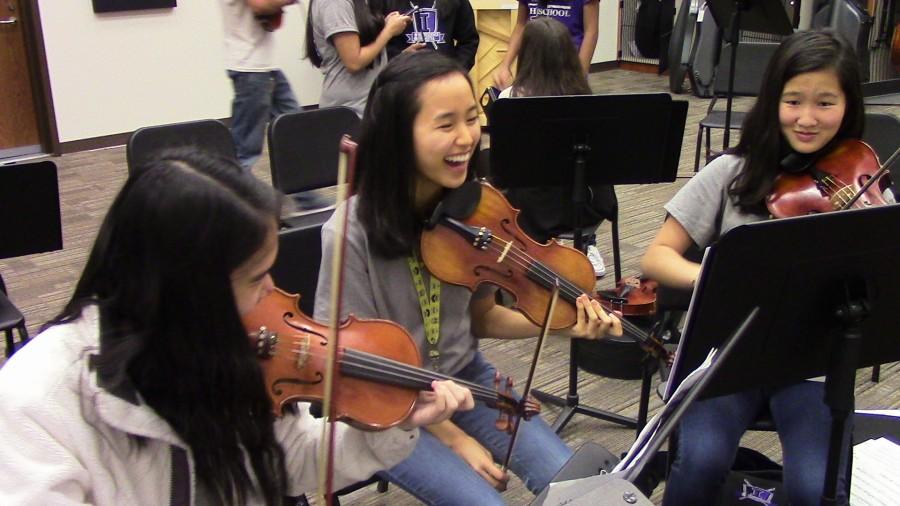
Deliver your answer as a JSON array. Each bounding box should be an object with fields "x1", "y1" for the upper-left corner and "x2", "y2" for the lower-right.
[
  {"x1": 499, "y1": 17, "x2": 615, "y2": 277},
  {"x1": 0, "y1": 149, "x2": 472, "y2": 505},
  {"x1": 641, "y1": 30, "x2": 863, "y2": 505},
  {"x1": 307, "y1": 0, "x2": 411, "y2": 117},
  {"x1": 314, "y1": 51, "x2": 622, "y2": 505},
  {"x1": 494, "y1": 0, "x2": 599, "y2": 88}
]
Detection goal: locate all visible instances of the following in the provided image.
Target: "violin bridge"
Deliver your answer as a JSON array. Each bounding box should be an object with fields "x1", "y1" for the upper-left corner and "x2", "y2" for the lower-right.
[{"x1": 293, "y1": 335, "x2": 311, "y2": 369}]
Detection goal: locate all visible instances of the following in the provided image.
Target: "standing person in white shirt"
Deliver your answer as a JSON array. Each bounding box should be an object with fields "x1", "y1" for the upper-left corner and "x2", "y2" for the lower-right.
[{"x1": 219, "y1": 0, "x2": 301, "y2": 170}]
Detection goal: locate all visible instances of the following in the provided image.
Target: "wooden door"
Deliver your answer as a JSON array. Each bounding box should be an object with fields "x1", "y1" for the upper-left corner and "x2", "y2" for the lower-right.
[{"x1": 0, "y1": 0, "x2": 41, "y2": 158}]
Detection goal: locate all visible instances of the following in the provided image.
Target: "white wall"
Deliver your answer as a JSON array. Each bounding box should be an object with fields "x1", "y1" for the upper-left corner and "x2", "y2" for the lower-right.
[
  {"x1": 38, "y1": 0, "x2": 322, "y2": 143},
  {"x1": 592, "y1": 0, "x2": 619, "y2": 63}
]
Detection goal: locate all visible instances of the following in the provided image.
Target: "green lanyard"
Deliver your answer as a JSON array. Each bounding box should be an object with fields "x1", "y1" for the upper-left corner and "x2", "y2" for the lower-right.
[{"x1": 407, "y1": 252, "x2": 441, "y2": 370}]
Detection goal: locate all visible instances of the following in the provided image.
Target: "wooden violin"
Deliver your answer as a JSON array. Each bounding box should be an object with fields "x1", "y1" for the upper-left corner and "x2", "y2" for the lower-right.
[
  {"x1": 244, "y1": 288, "x2": 539, "y2": 431},
  {"x1": 598, "y1": 276, "x2": 658, "y2": 317},
  {"x1": 255, "y1": 9, "x2": 284, "y2": 32},
  {"x1": 766, "y1": 139, "x2": 892, "y2": 218},
  {"x1": 420, "y1": 180, "x2": 670, "y2": 362}
]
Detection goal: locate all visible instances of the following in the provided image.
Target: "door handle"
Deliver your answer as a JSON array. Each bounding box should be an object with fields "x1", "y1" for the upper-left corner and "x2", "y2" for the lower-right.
[{"x1": 0, "y1": 16, "x2": 17, "y2": 25}]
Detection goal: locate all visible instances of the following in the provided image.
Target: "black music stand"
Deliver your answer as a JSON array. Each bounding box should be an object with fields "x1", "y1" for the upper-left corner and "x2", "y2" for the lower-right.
[
  {"x1": 705, "y1": 0, "x2": 792, "y2": 148},
  {"x1": 490, "y1": 94, "x2": 687, "y2": 433},
  {"x1": 667, "y1": 204, "x2": 900, "y2": 505}
]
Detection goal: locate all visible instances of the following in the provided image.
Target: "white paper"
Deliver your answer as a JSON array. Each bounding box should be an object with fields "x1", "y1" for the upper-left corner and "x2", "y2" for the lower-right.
[{"x1": 850, "y1": 437, "x2": 900, "y2": 505}]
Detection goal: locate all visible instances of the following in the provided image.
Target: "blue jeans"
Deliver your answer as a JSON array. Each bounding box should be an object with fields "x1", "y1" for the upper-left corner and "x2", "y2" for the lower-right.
[
  {"x1": 379, "y1": 352, "x2": 572, "y2": 505},
  {"x1": 227, "y1": 69, "x2": 300, "y2": 170},
  {"x1": 664, "y1": 381, "x2": 848, "y2": 506}
]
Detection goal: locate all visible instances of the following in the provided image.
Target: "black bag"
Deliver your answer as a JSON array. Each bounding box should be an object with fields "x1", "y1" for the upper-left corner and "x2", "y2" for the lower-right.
[{"x1": 635, "y1": 0, "x2": 663, "y2": 58}]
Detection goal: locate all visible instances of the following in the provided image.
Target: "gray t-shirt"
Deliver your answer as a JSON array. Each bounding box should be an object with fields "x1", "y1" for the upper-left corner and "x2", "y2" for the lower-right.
[
  {"x1": 312, "y1": 0, "x2": 386, "y2": 117},
  {"x1": 314, "y1": 197, "x2": 482, "y2": 375},
  {"x1": 664, "y1": 154, "x2": 769, "y2": 247}
]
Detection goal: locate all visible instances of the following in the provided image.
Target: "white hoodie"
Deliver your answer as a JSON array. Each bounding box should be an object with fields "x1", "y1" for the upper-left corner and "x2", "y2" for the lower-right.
[{"x1": 0, "y1": 306, "x2": 417, "y2": 505}]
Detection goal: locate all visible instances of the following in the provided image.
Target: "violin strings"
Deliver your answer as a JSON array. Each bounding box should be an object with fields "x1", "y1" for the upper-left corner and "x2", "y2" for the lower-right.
[
  {"x1": 339, "y1": 349, "x2": 510, "y2": 407},
  {"x1": 280, "y1": 343, "x2": 513, "y2": 406},
  {"x1": 452, "y1": 229, "x2": 652, "y2": 342}
]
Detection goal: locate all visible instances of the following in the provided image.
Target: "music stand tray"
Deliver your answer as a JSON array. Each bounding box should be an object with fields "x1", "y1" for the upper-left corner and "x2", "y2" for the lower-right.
[{"x1": 668, "y1": 204, "x2": 900, "y2": 504}]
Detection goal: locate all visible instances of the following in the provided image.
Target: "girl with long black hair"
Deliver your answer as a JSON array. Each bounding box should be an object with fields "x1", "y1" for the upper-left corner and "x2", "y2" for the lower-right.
[
  {"x1": 315, "y1": 51, "x2": 622, "y2": 505},
  {"x1": 641, "y1": 30, "x2": 864, "y2": 505},
  {"x1": 0, "y1": 149, "x2": 472, "y2": 505}
]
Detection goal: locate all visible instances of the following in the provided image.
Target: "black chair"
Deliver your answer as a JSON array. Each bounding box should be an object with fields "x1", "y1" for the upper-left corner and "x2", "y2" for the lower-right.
[
  {"x1": 267, "y1": 107, "x2": 359, "y2": 212},
  {"x1": 0, "y1": 160, "x2": 63, "y2": 357},
  {"x1": 693, "y1": 42, "x2": 777, "y2": 172},
  {"x1": 271, "y1": 216, "x2": 389, "y2": 505},
  {"x1": 126, "y1": 119, "x2": 236, "y2": 174},
  {"x1": 269, "y1": 211, "x2": 332, "y2": 316},
  {"x1": 861, "y1": 112, "x2": 900, "y2": 382}
]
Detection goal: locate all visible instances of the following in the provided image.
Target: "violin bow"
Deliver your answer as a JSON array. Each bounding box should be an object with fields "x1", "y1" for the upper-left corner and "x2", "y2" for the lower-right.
[
  {"x1": 840, "y1": 144, "x2": 900, "y2": 210},
  {"x1": 500, "y1": 280, "x2": 560, "y2": 475},
  {"x1": 317, "y1": 135, "x2": 359, "y2": 505}
]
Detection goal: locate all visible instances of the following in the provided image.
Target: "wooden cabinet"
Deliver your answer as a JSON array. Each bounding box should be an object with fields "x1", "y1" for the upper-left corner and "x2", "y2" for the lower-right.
[{"x1": 470, "y1": 0, "x2": 520, "y2": 123}]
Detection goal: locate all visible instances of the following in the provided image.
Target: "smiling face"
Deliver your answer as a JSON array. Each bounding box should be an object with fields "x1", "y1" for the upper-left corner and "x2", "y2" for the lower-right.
[
  {"x1": 411, "y1": 72, "x2": 481, "y2": 209},
  {"x1": 230, "y1": 223, "x2": 278, "y2": 316},
  {"x1": 778, "y1": 68, "x2": 847, "y2": 154}
]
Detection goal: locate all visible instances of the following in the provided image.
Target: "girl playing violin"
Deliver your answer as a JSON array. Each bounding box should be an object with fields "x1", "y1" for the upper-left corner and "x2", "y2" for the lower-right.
[
  {"x1": 314, "y1": 50, "x2": 621, "y2": 505},
  {"x1": 0, "y1": 149, "x2": 473, "y2": 505},
  {"x1": 641, "y1": 30, "x2": 861, "y2": 505}
]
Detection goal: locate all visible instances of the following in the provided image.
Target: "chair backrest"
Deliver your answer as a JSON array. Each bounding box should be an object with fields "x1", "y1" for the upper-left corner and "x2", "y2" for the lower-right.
[
  {"x1": 126, "y1": 119, "x2": 236, "y2": 174},
  {"x1": 714, "y1": 41, "x2": 778, "y2": 97},
  {"x1": 862, "y1": 112, "x2": 900, "y2": 163},
  {"x1": 0, "y1": 160, "x2": 63, "y2": 259},
  {"x1": 268, "y1": 107, "x2": 360, "y2": 194},
  {"x1": 269, "y1": 211, "x2": 332, "y2": 316}
]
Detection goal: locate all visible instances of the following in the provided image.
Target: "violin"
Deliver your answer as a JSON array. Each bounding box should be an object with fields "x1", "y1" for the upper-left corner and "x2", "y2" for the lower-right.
[
  {"x1": 766, "y1": 139, "x2": 891, "y2": 218},
  {"x1": 244, "y1": 288, "x2": 539, "y2": 431},
  {"x1": 420, "y1": 180, "x2": 670, "y2": 362},
  {"x1": 598, "y1": 276, "x2": 658, "y2": 317},
  {"x1": 255, "y1": 9, "x2": 284, "y2": 32}
]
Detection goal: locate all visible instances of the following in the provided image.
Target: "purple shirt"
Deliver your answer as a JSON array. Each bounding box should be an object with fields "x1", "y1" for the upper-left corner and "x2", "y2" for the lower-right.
[{"x1": 522, "y1": 1, "x2": 588, "y2": 49}]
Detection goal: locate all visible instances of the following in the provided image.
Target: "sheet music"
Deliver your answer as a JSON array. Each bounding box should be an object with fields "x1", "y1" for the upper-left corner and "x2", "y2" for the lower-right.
[
  {"x1": 856, "y1": 409, "x2": 900, "y2": 418},
  {"x1": 850, "y1": 437, "x2": 900, "y2": 505},
  {"x1": 663, "y1": 246, "x2": 712, "y2": 400},
  {"x1": 613, "y1": 348, "x2": 718, "y2": 475}
]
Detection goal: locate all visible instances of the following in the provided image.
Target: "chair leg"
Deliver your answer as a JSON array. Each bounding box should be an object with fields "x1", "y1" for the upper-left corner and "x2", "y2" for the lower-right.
[
  {"x1": 376, "y1": 478, "x2": 389, "y2": 493},
  {"x1": 704, "y1": 127, "x2": 712, "y2": 165},
  {"x1": 611, "y1": 218, "x2": 622, "y2": 283},
  {"x1": 871, "y1": 364, "x2": 881, "y2": 383},
  {"x1": 693, "y1": 126, "x2": 704, "y2": 172},
  {"x1": 4, "y1": 329, "x2": 13, "y2": 359}
]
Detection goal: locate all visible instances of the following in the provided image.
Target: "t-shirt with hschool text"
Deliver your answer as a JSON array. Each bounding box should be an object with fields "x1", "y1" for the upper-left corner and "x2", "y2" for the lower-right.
[{"x1": 521, "y1": 0, "x2": 590, "y2": 49}]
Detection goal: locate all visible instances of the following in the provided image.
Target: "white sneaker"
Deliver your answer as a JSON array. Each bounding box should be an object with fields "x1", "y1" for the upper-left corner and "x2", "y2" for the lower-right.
[{"x1": 586, "y1": 245, "x2": 606, "y2": 278}]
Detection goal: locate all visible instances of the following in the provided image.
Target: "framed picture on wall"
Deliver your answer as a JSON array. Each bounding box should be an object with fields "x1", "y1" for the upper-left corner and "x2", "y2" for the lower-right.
[{"x1": 92, "y1": 0, "x2": 176, "y2": 13}]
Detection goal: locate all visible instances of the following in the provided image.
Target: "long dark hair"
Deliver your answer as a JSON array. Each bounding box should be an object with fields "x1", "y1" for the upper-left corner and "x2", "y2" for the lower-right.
[
  {"x1": 729, "y1": 29, "x2": 864, "y2": 212},
  {"x1": 512, "y1": 17, "x2": 591, "y2": 97},
  {"x1": 356, "y1": 51, "x2": 477, "y2": 258},
  {"x1": 50, "y1": 149, "x2": 287, "y2": 505},
  {"x1": 306, "y1": 0, "x2": 386, "y2": 68}
]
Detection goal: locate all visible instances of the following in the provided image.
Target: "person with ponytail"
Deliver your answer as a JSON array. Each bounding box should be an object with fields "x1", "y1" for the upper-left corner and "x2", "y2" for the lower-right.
[{"x1": 0, "y1": 149, "x2": 472, "y2": 505}]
